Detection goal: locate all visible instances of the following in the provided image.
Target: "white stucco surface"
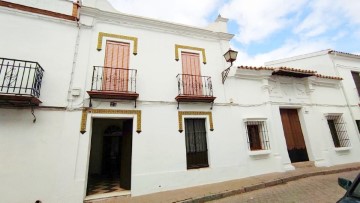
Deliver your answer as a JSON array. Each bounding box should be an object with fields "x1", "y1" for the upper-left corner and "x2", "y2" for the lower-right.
[{"x1": 1, "y1": 1, "x2": 360, "y2": 202}]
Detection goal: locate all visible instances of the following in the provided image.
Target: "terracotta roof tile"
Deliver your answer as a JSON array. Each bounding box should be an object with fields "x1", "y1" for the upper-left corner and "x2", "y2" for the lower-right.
[
  {"x1": 314, "y1": 74, "x2": 343, "y2": 80},
  {"x1": 328, "y1": 50, "x2": 360, "y2": 57},
  {"x1": 238, "y1": 65, "x2": 342, "y2": 80}
]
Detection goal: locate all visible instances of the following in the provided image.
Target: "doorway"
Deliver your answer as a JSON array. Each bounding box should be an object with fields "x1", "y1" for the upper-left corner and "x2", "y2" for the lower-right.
[
  {"x1": 280, "y1": 109, "x2": 309, "y2": 163},
  {"x1": 87, "y1": 118, "x2": 133, "y2": 196}
]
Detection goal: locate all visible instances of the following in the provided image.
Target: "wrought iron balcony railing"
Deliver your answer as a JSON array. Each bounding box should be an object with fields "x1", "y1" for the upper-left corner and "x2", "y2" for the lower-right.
[
  {"x1": 0, "y1": 57, "x2": 44, "y2": 106},
  {"x1": 176, "y1": 74, "x2": 215, "y2": 109},
  {"x1": 176, "y1": 74, "x2": 214, "y2": 97},
  {"x1": 87, "y1": 66, "x2": 139, "y2": 103}
]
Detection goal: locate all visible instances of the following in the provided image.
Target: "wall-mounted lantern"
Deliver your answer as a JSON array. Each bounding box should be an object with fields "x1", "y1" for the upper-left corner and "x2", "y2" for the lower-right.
[{"x1": 222, "y1": 49, "x2": 238, "y2": 84}]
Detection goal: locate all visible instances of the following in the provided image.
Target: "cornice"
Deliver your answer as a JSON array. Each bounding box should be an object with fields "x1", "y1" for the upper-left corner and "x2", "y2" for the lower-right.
[{"x1": 80, "y1": 7, "x2": 234, "y2": 41}]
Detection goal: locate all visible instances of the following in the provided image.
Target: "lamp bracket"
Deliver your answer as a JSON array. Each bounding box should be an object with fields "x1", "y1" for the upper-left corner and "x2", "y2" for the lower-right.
[{"x1": 222, "y1": 62, "x2": 233, "y2": 84}]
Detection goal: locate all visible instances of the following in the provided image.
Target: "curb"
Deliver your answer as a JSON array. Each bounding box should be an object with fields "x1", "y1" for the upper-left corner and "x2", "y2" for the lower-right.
[{"x1": 180, "y1": 166, "x2": 360, "y2": 203}]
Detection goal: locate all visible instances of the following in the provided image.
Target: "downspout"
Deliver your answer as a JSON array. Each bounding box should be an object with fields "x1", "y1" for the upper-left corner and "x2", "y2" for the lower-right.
[
  {"x1": 330, "y1": 53, "x2": 360, "y2": 141},
  {"x1": 67, "y1": 1, "x2": 81, "y2": 110}
]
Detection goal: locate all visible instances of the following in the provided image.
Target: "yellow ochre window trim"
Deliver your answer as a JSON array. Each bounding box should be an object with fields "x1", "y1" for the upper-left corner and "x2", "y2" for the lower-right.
[
  {"x1": 178, "y1": 111, "x2": 214, "y2": 133},
  {"x1": 80, "y1": 109, "x2": 142, "y2": 134},
  {"x1": 175, "y1": 44, "x2": 207, "y2": 64},
  {"x1": 97, "y1": 32, "x2": 138, "y2": 55}
]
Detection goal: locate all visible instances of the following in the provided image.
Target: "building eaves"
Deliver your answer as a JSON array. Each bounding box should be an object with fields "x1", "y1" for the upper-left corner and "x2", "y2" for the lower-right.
[
  {"x1": 238, "y1": 65, "x2": 342, "y2": 80},
  {"x1": 328, "y1": 50, "x2": 360, "y2": 59},
  {"x1": 80, "y1": 6, "x2": 234, "y2": 41}
]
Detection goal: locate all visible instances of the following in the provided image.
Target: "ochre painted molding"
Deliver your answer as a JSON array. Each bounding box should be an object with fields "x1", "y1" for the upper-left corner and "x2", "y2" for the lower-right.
[
  {"x1": 80, "y1": 109, "x2": 142, "y2": 134},
  {"x1": 80, "y1": 109, "x2": 88, "y2": 134},
  {"x1": 0, "y1": 1, "x2": 78, "y2": 21},
  {"x1": 175, "y1": 44, "x2": 206, "y2": 64},
  {"x1": 178, "y1": 111, "x2": 214, "y2": 133},
  {"x1": 97, "y1": 32, "x2": 138, "y2": 55}
]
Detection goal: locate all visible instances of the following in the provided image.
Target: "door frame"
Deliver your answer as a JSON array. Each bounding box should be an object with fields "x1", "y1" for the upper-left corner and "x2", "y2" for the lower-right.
[
  {"x1": 279, "y1": 106, "x2": 313, "y2": 163},
  {"x1": 83, "y1": 113, "x2": 136, "y2": 198}
]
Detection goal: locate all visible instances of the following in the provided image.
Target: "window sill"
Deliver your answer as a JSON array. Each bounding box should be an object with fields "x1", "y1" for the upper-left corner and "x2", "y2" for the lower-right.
[
  {"x1": 248, "y1": 150, "x2": 271, "y2": 156},
  {"x1": 334, "y1": 147, "x2": 352, "y2": 152}
]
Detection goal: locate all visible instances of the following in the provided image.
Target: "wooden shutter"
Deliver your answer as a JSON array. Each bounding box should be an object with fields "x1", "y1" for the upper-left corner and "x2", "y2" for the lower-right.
[
  {"x1": 247, "y1": 125, "x2": 262, "y2": 150},
  {"x1": 103, "y1": 41, "x2": 130, "y2": 92},
  {"x1": 185, "y1": 118, "x2": 208, "y2": 169},
  {"x1": 181, "y1": 52, "x2": 202, "y2": 95},
  {"x1": 351, "y1": 71, "x2": 360, "y2": 96}
]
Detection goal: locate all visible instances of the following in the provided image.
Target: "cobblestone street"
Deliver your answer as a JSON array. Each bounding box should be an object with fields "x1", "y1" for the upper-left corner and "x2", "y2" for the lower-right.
[{"x1": 211, "y1": 170, "x2": 359, "y2": 203}]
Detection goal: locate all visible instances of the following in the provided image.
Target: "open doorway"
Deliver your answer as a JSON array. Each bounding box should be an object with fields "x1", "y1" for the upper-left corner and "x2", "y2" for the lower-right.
[{"x1": 86, "y1": 118, "x2": 133, "y2": 196}]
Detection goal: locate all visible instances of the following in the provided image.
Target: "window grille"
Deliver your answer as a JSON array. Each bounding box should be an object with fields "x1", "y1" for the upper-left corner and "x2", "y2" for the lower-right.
[
  {"x1": 326, "y1": 115, "x2": 350, "y2": 148},
  {"x1": 184, "y1": 118, "x2": 209, "y2": 169},
  {"x1": 351, "y1": 71, "x2": 360, "y2": 96},
  {"x1": 244, "y1": 121, "x2": 270, "y2": 151},
  {"x1": 356, "y1": 120, "x2": 360, "y2": 134}
]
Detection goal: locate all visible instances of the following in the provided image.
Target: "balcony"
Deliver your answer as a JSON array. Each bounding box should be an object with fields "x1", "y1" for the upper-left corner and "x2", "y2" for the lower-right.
[
  {"x1": 0, "y1": 58, "x2": 44, "y2": 106},
  {"x1": 176, "y1": 74, "x2": 216, "y2": 108},
  {"x1": 87, "y1": 66, "x2": 139, "y2": 105}
]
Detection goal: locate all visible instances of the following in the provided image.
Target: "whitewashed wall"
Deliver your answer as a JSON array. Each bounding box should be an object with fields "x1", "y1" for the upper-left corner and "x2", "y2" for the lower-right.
[
  {"x1": 4, "y1": 0, "x2": 75, "y2": 16},
  {"x1": 0, "y1": 6, "x2": 78, "y2": 107},
  {"x1": 1, "y1": 0, "x2": 360, "y2": 202}
]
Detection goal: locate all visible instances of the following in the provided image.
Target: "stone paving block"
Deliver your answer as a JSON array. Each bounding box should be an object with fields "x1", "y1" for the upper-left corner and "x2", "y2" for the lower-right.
[
  {"x1": 86, "y1": 163, "x2": 360, "y2": 203},
  {"x1": 244, "y1": 183, "x2": 265, "y2": 192}
]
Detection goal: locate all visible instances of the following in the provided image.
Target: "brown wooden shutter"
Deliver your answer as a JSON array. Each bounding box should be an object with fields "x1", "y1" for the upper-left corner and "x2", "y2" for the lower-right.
[
  {"x1": 181, "y1": 52, "x2": 202, "y2": 95},
  {"x1": 247, "y1": 125, "x2": 262, "y2": 150},
  {"x1": 103, "y1": 41, "x2": 130, "y2": 92}
]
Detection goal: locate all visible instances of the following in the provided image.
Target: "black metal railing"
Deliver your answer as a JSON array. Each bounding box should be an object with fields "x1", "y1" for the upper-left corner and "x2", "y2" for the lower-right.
[
  {"x1": 90, "y1": 66, "x2": 137, "y2": 93},
  {"x1": 0, "y1": 57, "x2": 44, "y2": 98},
  {"x1": 177, "y1": 74, "x2": 213, "y2": 97}
]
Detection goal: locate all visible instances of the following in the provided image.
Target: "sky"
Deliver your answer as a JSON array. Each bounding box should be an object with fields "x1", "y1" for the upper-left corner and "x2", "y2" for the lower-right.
[{"x1": 107, "y1": 0, "x2": 360, "y2": 66}]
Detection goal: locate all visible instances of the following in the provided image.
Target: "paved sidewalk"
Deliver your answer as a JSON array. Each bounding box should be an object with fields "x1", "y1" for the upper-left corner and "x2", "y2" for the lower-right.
[{"x1": 86, "y1": 162, "x2": 360, "y2": 203}]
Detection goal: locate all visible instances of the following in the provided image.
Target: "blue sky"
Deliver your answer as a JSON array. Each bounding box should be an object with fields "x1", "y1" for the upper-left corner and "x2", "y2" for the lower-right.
[{"x1": 108, "y1": 0, "x2": 360, "y2": 65}]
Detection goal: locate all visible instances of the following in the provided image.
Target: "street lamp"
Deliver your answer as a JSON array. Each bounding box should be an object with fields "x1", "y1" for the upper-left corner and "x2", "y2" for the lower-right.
[{"x1": 222, "y1": 49, "x2": 238, "y2": 84}]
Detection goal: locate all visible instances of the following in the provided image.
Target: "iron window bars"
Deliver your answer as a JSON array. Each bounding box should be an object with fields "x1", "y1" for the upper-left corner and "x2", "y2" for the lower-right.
[
  {"x1": 326, "y1": 115, "x2": 350, "y2": 148},
  {"x1": 0, "y1": 57, "x2": 44, "y2": 98},
  {"x1": 185, "y1": 118, "x2": 209, "y2": 169},
  {"x1": 176, "y1": 74, "x2": 213, "y2": 97},
  {"x1": 245, "y1": 120, "x2": 270, "y2": 151},
  {"x1": 90, "y1": 66, "x2": 137, "y2": 93}
]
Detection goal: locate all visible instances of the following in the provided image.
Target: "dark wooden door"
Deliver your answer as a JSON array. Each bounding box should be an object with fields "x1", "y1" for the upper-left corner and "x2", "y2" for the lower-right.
[
  {"x1": 280, "y1": 109, "x2": 309, "y2": 163},
  {"x1": 119, "y1": 119, "x2": 133, "y2": 190}
]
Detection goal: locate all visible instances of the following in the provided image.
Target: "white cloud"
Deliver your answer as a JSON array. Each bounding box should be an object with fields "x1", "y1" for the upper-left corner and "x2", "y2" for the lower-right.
[
  {"x1": 107, "y1": 0, "x2": 222, "y2": 26},
  {"x1": 220, "y1": 0, "x2": 308, "y2": 44},
  {"x1": 294, "y1": 0, "x2": 360, "y2": 38}
]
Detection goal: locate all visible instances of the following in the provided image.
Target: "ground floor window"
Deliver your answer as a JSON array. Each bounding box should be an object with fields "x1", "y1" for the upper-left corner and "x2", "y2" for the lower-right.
[
  {"x1": 245, "y1": 120, "x2": 270, "y2": 151},
  {"x1": 326, "y1": 115, "x2": 350, "y2": 148},
  {"x1": 184, "y1": 118, "x2": 209, "y2": 169},
  {"x1": 356, "y1": 120, "x2": 360, "y2": 133}
]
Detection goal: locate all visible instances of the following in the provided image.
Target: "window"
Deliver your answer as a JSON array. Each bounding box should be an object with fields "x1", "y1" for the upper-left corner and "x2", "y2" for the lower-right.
[
  {"x1": 184, "y1": 118, "x2": 209, "y2": 169},
  {"x1": 245, "y1": 120, "x2": 270, "y2": 151},
  {"x1": 351, "y1": 71, "x2": 360, "y2": 97},
  {"x1": 356, "y1": 120, "x2": 360, "y2": 134},
  {"x1": 326, "y1": 115, "x2": 350, "y2": 148}
]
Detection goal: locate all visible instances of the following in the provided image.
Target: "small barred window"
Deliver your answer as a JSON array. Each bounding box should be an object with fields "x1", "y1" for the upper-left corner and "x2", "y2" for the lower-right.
[
  {"x1": 326, "y1": 115, "x2": 350, "y2": 148},
  {"x1": 245, "y1": 121, "x2": 270, "y2": 151}
]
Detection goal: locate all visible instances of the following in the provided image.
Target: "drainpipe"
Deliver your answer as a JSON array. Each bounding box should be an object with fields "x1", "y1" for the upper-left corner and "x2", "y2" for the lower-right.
[
  {"x1": 67, "y1": 2, "x2": 81, "y2": 110},
  {"x1": 330, "y1": 53, "x2": 360, "y2": 142}
]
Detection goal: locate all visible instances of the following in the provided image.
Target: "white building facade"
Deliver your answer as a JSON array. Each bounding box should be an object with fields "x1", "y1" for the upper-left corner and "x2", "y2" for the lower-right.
[{"x1": 1, "y1": 1, "x2": 360, "y2": 202}]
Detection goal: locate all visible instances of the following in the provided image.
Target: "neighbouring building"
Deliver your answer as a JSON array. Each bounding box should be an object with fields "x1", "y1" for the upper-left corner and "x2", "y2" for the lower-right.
[{"x1": 1, "y1": 0, "x2": 359, "y2": 202}]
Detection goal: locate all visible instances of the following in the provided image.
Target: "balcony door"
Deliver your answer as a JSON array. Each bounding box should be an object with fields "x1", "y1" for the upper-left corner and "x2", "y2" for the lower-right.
[
  {"x1": 181, "y1": 52, "x2": 202, "y2": 95},
  {"x1": 103, "y1": 41, "x2": 130, "y2": 92}
]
